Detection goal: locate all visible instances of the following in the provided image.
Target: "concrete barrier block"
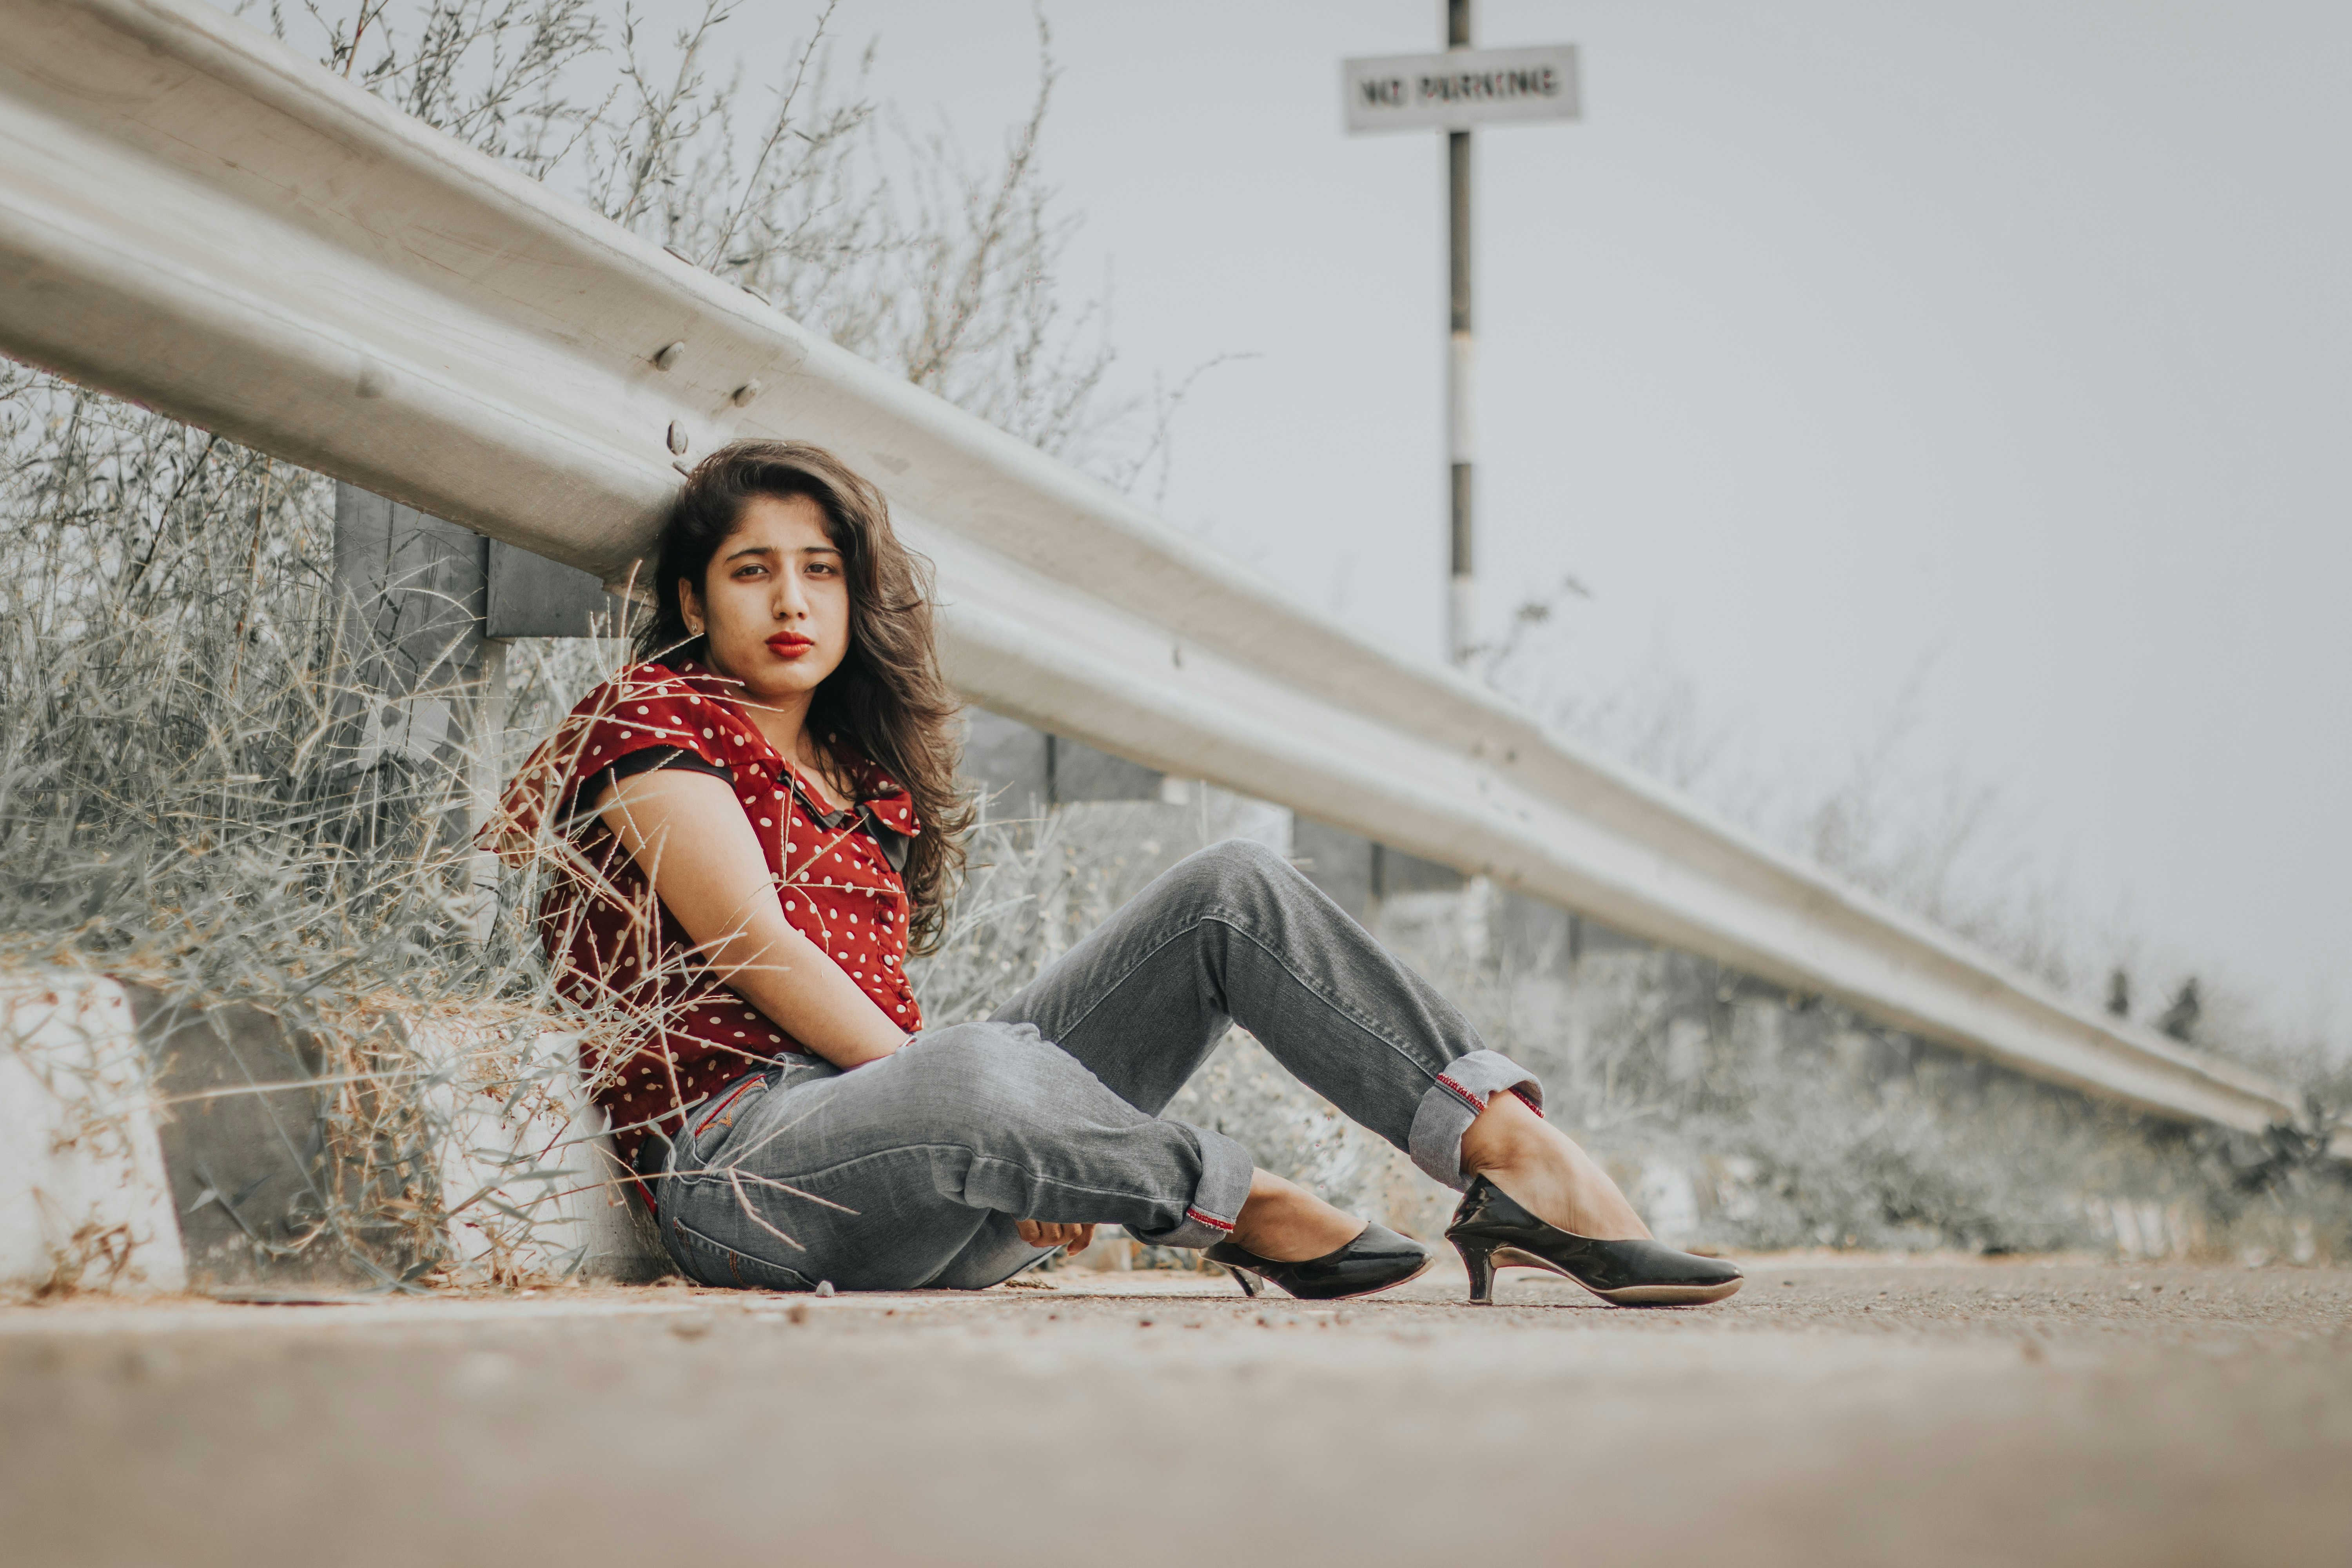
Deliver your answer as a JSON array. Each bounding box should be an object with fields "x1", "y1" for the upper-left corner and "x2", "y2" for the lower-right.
[
  {"x1": 0, "y1": 972, "x2": 186, "y2": 1296},
  {"x1": 125, "y1": 987, "x2": 433, "y2": 1292},
  {"x1": 423, "y1": 1025, "x2": 674, "y2": 1284}
]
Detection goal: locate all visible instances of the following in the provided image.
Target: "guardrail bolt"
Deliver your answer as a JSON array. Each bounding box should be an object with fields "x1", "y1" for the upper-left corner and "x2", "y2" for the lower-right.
[
  {"x1": 653, "y1": 341, "x2": 685, "y2": 370},
  {"x1": 667, "y1": 421, "x2": 690, "y2": 455},
  {"x1": 731, "y1": 379, "x2": 764, "y2": 407}
]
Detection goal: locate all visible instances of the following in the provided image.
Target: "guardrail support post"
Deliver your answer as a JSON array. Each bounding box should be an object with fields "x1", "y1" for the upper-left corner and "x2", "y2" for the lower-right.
[{"x1": 334, "y1": 483, "x2": 624, "y2": 938}]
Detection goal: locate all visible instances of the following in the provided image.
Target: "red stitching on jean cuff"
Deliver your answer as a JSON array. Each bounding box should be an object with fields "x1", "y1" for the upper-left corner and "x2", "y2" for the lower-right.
[
  {"x1": 1436, "y1": 1073, "x2": 1486, "y2": 1112},
  {"x1": 1185, "y1": 1206, "x2": 1235, "y2": 1233},
  {"x1": 1509, "y1": 1084, "x2": 1544, "y2": 1117}
]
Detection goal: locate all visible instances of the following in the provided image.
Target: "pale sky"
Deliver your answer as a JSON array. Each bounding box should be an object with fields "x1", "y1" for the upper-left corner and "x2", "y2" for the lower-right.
[{"x1": 724, "y1": 1, "x2": 2350, "y2": 1036}]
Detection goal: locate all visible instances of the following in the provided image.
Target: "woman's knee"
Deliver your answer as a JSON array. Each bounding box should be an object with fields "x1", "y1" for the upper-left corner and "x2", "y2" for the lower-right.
[
  {"x1": 894, "y1": 1022, "x2": 1071, "y2": 1135},
  {"x1": 1177, "y1": 837, "x2": 1293, "y2": 899}
]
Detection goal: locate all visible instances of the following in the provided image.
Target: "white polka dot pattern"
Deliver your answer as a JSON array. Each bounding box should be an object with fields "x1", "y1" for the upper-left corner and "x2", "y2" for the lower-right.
[{"x1": 497, "y1": 658, "x2": 925, "y2": 1171}]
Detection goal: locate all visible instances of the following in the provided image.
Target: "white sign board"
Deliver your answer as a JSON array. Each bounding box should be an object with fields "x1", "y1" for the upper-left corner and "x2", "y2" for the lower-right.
[{"x1": 1343, "y1": 45, "x2": 1580, "y2": 134}]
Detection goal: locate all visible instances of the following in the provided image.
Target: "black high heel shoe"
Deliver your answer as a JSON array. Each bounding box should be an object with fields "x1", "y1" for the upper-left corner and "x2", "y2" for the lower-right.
[
  {"x1": 1446, "y1": 1177, "x2": 1743, "y2": 1307},
  {"x1": 1205, "y1": 1222, "x2": 1434, "y2": 1301}
]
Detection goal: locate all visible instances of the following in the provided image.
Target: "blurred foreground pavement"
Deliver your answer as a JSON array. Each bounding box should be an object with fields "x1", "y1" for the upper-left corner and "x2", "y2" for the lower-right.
[{"x1": 4, "y1": 1258, "x2": 2348, "y2": 1567}]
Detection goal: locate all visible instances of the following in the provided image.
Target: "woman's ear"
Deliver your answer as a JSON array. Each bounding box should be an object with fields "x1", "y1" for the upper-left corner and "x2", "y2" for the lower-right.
[{"x1": 678, "y1": 574, "x2": 706, "y2": 638}]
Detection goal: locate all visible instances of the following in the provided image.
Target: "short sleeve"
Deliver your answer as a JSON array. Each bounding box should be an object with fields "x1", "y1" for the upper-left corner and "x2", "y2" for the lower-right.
[
  {"x1": 605, "y1": 746, "x2": 733, "y2": 786},
  {"x1": 561, "y1": 746, "x2": 733, "y2": 833},
  {"x1": 485, "y1": 663, "x2": 743, "y2": 860}
]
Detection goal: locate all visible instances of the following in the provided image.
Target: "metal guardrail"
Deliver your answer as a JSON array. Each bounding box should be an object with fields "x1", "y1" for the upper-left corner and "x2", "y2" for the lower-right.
[{"x1": 0, "y1": 0, "x2": 2335, "y2": 1153}]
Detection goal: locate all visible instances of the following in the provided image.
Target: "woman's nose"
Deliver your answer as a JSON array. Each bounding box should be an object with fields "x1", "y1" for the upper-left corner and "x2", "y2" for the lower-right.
[{"x1": 772, "y1": 571, "x2": 808, "y2": 620}]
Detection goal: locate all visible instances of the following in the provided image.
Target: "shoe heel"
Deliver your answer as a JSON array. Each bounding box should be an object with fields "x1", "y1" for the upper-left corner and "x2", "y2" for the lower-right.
[
  {"x1": 1225, "y1": 1264, "x2": 1261, "y2": 1298},
  {"x1": 1453, "y1": 1238, "x2": 1498, "y2": 1306}
]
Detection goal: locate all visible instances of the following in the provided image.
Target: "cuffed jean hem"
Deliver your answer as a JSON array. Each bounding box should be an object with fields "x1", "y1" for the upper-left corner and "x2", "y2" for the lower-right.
[
  {"x1": 1124, "y1": 1120, "x2": 1253, "y2": 1249},
  {"x1": 1407, "y1": 1048, "x2": 1543, "y2": 1189}
]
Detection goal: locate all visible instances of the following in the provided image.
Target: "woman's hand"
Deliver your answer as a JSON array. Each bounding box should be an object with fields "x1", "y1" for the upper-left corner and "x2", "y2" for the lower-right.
[{"x1": 1015, "y1": 1220, "x2": 1096, "y2": 1254}]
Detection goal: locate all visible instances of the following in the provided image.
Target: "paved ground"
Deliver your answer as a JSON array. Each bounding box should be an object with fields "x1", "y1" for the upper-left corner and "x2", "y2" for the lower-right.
[{"x1": 3, "y1": 1256, "x2": 2348, "y2": 1567}]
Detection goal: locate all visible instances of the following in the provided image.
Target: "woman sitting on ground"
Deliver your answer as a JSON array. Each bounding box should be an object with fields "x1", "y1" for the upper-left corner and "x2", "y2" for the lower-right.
[{"x1": 497, "y1": 439, "x2": 1740, "y2": 1306}]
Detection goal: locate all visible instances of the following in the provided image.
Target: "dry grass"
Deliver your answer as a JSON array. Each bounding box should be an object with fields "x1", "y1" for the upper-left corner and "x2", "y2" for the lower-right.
[{"x1": 1378, "y1": 886, "x2": 2352, "y2": 1264}]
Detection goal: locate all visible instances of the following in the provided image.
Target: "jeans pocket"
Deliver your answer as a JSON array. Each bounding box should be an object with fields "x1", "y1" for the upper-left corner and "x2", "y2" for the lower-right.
[
  {"x1": 682, "y1": 1072, "x2": 769, "y2": 1159},
  {"x1": 669, "y1": 1216, "x2": 817, "y2": 1293}
]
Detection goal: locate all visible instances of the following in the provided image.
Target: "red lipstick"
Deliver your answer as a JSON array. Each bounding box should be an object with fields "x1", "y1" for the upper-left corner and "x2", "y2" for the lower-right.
[{"x1": 766, "y1": 630, "x2": 815, "y2": 659}]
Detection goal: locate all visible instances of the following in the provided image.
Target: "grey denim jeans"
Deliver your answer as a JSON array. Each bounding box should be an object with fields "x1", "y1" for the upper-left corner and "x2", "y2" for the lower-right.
[{"x1": 649, "y1": 838, "x2": 1539, "y2": 1292}]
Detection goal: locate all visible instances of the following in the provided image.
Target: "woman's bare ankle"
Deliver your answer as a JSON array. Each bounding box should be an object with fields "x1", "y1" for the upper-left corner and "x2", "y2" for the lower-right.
[
  {"x1": 1230, "y1": 1169, "x2": 1365, "y2": 1262},
  {"x1": 1461, "y1": 1091, "x2": 1651, "y2": 1241}
]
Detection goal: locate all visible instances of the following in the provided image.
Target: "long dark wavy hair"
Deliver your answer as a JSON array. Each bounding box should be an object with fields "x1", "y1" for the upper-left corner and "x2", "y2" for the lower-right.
[{"x1": 635, "y1": 439, "x2": 972, "y2": 952}]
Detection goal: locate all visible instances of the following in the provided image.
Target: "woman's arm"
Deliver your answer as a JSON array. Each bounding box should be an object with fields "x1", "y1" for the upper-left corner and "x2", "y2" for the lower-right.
[
  {"x1": 602, "y1": 768, "x2": 1096, "y2": 1254},
  {"x1": 593, "y1": 768, "x2": 908, "y2": 1070}
]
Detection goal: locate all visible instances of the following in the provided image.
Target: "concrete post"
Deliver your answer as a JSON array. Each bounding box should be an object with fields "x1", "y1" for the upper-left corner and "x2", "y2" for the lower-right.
[{"x1": 334, "y1": 482, "x2": 626, "y2": 937}]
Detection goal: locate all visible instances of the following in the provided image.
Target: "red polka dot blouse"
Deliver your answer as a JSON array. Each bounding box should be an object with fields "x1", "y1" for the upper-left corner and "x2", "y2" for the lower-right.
[{"x1": 492, "y1": 659, "x2": 923, "y2": 1171}]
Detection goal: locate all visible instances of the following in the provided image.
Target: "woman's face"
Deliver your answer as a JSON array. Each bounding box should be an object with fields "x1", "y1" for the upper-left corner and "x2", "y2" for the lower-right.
[{"x1": 679, "y1": 492, "x2": 851, "y2": 706}]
